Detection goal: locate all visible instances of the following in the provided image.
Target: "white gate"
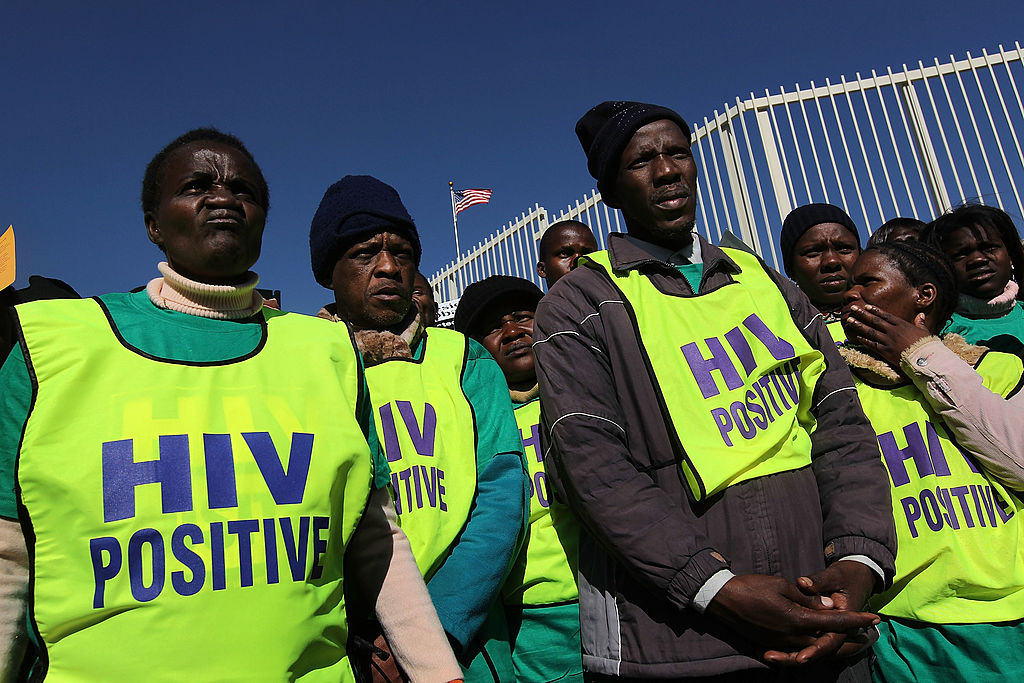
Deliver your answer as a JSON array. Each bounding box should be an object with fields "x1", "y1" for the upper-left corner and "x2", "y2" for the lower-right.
[{"x1": 431, "y1": 43, "x2": 1024, "y2": 306}]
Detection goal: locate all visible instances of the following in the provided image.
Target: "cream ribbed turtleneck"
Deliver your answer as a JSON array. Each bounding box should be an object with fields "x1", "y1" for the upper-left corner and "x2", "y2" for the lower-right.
[{"x1": 146, "y1": 262, "x2": 264, "y2": 319}]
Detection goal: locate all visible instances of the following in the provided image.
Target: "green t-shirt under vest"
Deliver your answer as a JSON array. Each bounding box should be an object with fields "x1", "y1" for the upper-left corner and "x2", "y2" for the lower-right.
[
  {"x1": 856, "y1": 349, "x2": 1024, "y2": 624},
  {"x1": 363, "y1": 327, "x2": 479, "y2": 579},
  {"x1": 502, "y1": 398, "x2": 579, "y2": 606},
  {"x1": 581, "y1": 248, "x2": 827, "y2": 500},
  {"x1": 15, "y1": 297, "x2": 377, "y2": 681}
]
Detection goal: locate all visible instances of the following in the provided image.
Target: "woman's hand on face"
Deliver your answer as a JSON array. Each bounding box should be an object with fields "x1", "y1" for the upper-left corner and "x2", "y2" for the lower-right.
[{"x1": 843, "y1": 304, "x2": 930, "y2": 365}]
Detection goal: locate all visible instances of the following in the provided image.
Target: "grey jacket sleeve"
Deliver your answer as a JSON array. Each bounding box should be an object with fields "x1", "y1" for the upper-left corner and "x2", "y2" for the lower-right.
[
  {"x1": 770, "y1": 273, "x2": 898, "y2": 582},
  {"x1": 903, "y1": 339, "x2": 1024, "y2": 489},
  {"x1": 534, "y1": 286, "x2": 730, "y2": 613}
]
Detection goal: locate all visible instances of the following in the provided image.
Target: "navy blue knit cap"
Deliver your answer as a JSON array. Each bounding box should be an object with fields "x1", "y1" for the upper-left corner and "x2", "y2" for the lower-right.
[
  {"x1": 780, "y1": 203, "x2": 860, "y2": 277},
  {"x1": 309, "y1": 175, "x2": 421, "y2": 288},
  {"x1": 454, "y1": 276, "x2": 544, "y2": 338},
  {"x1": 575, "y1": 101, "x2": 691, "y2": 206}
]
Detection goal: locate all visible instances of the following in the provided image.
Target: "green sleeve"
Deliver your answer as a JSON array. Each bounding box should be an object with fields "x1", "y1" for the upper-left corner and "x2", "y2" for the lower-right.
[
  {"x1": 425, "y1": 338, "x2": 529, "y2": 650},
  {"x1": 354, "y1": 352, "x2": 391, "y2": 490},
  {"x1": 0, "y1": 345, "x2": 31, "y2": 519}
]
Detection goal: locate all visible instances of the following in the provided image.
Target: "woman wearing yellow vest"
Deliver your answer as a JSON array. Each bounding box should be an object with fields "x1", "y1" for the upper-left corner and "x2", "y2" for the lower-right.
[
  {"x1": 839, "y1": 240, "x2": 1024, "y2": 681},
  {"x1": 454, "y1": 276, "x2": 583, "y2": 683},
  {"x1": 0, "y1": 129, "x2": 462, "y2": 682}
]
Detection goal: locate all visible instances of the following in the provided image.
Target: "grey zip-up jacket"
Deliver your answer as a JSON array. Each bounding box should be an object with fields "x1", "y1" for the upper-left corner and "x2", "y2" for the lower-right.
[{"x1": 533, "y1": 234, "x2": 897, "y2": 679}]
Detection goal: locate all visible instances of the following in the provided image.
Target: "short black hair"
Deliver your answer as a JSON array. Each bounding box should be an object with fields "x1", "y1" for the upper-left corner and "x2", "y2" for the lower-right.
[
  {"x1": 922, "y1": 204, "x2": 1024, "y2": 299},
  {"x1": 539, "y1": 220, "x2": 594, "y2": 260},
  {"x1": 141, "y1": 127, "x2": 269, "y2": 216},
  {"x1": 866, "y1": 240, "x2": 959, "y2": 330},
  {"x1": 867, "y1": 217, "x2": 926, "y2": 248}
]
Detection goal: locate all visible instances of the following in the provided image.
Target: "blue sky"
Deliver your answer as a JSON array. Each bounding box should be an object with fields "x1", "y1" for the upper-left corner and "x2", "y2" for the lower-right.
[{"x1": 3, "y1": 1, "x2": 1022, "y2": 313}]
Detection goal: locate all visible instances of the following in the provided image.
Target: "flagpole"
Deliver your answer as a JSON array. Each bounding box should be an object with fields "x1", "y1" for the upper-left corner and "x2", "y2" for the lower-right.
[
  {"x1": 449, "y1": 181, "x2": 462, "y2": 258},
  {"x1": 449, "y1": 181, "x2": 464, "y2": 294}
]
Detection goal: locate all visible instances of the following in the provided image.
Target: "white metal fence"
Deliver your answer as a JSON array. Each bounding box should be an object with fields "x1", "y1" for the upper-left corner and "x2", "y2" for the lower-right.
[{"x1": 431, "y1": 43, "x2": 1024, "y2": 306}]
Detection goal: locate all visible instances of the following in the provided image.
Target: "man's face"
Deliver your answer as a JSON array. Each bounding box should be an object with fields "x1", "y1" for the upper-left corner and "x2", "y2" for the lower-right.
[
  {"x1": 478, "y1": 302, "x2": 536, "y2": 388},
  {"x1": 537, "y1": 224, "x2": 599, "y2": 288},
  {"x1": 411, "y1": 273, "x2": 438, "y2": 327},
  {"x1": 789, "y1": 223, "x2": 860, "y2": 309},
  {"x1": 614, "y1": 119, "x2": 698, "y2": 245},
  {"x1": 330, "y1": 231, "x2": 416, "y2": 330}
]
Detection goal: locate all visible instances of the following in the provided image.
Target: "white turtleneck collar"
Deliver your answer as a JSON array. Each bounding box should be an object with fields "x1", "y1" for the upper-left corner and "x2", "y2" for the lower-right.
[{"x1": 146, "y1": 262, "x2": 264, "y2": 320}]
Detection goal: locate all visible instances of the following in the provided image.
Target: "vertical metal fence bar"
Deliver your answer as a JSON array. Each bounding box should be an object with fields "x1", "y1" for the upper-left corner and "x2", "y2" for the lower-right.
[
  {"x1": 930, "y1": 59, "x2": 979, "y2": 202},
  {"x1": 782, "y1": 87, "x2": 814, "y2": 202},
  {"x1": 987, "y1": 48, "x2": 1024, "y2": 171},
  {"x1": 874, "y1": 68, "x2": 919, "y2": 217},
  {"x1": 974, "y1": 50, "x2": 1023, "y2": 216},
  {"x1": 704, "y1": 116, "x2": 737, "y2": 235},
  {"x1": 735, "y1": 97, "x2": 772, "y2": 262},
  {"x1": 893, "y1": 65, "x2": 937, "y2": 208},
  {"x1": 827, "y1": 78, "x2": 869, "y2": 221},
  {"x1": 766, "y1": 89, "x2": 798, "y2": 208},
  {"x1": 813, "y1": 81, "x2": 848, "y2": 209},
  {"x1": 600, "y1": 202, "x2": 613, "y2": 246},
  {"x1": 953, "y1": 53, "x2": 1002, "y2": 207},
  {"x1": 1000, "y1": 44, "x2": 1024, "y2": 123},
  {"x1": 696, "y1": 134, "x2": 725, "y2": 239},
  {"x1": 855, "y1": 73, "x2": 898, "y2": 223}
]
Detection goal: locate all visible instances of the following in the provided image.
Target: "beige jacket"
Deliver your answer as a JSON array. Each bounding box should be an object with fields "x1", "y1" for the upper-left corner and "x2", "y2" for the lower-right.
[{"x1": 858, "y1": 336, "x2": 1024, "y2": 490}]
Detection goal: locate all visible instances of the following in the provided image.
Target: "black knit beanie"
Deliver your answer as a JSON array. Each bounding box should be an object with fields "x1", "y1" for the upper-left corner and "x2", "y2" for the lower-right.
[
  {"x1": 309, "y1": 175, "x2": 422, "y2": 288},
  {"x1": 780, "y1": 203, "x2": 860, "y2": 277},
  {"x1": 575, "y1": 101, "x2": 691, "y2": 206},
  {"x1": 453, "y1": 276, "x2": 544, "y2": 339}
]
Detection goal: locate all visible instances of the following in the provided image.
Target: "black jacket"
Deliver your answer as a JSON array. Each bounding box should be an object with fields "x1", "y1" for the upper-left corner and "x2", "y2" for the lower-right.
[{"x1": 533, "y1": 234, "x2": 896, "y2": 678}]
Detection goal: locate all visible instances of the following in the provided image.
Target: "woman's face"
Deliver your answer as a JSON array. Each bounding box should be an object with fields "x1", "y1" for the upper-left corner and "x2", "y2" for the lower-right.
[
  {"x1": 843, "y1": 251, "x2": 926, "y2": 331},
  {"x1": 145, "y1": 141, "x2": 267, "y2": 284},
  {"x1": 938, "y1": 224, "x2": 1012, "y2": 300}
]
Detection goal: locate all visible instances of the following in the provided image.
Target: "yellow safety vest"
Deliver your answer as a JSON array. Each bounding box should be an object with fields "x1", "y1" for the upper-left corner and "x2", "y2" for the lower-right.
[
  {"x1": 16, "y1": 298, "x2": 375, "y2": 682},
  {"x1": 857, "y1": 350, "x2": 1024, "y2": 623},
  {"x1": 502, "y1": 398, "x2": 579, "y2": 606},
  {"x1": 826, "y1": 319, "x2": 847, "y2": 347},
  {"x1": 363, "y1": 328, "x2": 477, "y2": 579},
  {"x1": 582, "y1": 249, "x2": 826, "y2": 500}
]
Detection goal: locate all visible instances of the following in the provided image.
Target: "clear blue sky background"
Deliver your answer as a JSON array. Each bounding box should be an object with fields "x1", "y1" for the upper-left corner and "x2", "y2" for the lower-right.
[{"x1": 3, "y1": 1, "x2": 1022, "y2": 313}]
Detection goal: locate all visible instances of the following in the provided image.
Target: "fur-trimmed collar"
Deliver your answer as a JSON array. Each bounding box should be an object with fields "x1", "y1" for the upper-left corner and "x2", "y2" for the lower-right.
[
  {"x1": 510, "y1": 383, "x2": 540, "y2": 404},
  {"x1": 317, "y1": 304, "x2": 425, "y2": 366},
  {"x1": 839, "y1": 333, "x2": 985, "y2": 385}
]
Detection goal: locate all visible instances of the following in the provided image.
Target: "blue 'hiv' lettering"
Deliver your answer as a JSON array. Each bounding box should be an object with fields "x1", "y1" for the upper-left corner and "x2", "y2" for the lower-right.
[
  {"x1": 681, "y1": 313, "x2": 796, "y2": 399},
  {"x1": 520, "y1": 421, "x2": 550, "y2": 508},
  {"x1": 879, "y1": 420, "x2": 1013, "y2": 537},
  {"x1": 102, "y1": 432, "x2": 313, "y2": 522},
  {"x1": 378, "y1": 401, "x2": 437, "y2": 462}
]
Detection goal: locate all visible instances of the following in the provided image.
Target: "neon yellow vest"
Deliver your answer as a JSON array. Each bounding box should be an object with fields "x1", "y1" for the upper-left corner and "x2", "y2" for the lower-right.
[
  {"x1": 826, "y1": 319, "x2": 847, "y2": 347},
  {"x1": 363, "y1": 328, "x2": 477, "y2": 579},
  {"x1": 16, "y1": 298, "x2": 375, "y2": 682},
  {"x1": 502, "y1": 399, "x2": 579, "y2": 606},
  {"x1": 857, "y1": 350, "x2": 1024, "y2": 623},
  {"x1": 582, "y1": 248, "x2": 826, "y2": 500}
]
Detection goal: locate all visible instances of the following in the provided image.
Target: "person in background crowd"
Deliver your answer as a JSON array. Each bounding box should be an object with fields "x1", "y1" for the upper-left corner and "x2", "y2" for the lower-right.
[
  {"x1": 534, "y1": 100, "x2": 896, "y2": 681},
  {"x1": 781, "y1": 203, "x2": 861, "y2": 345},
  {"x1": 412, "y1": 272, "x2": 439, "y2": 327},
  {"x1": 840, "y1": 240, "x2": 1024, "y2": 681},
  {"x1": 309, "y1": 175, "x2": 528, "y2": 683},
  {"x1": 866, "y1": 217, "x2": 925, "y2": 248},
  {"x1": 0, "y1": 276, "x2": 79, "y2": 361},
  {"x1": 923, "y1": 204, "x2": 1024, "y2": 356},
  {"x1": 536, "y1": 220, "x2": 599, "y2": 289},
  {"x1": 454, "y1": 275, "x2": 583, "y2": 683},
  {"x1": 0, "y1": 129, "x2": 462, "y2": 682}
]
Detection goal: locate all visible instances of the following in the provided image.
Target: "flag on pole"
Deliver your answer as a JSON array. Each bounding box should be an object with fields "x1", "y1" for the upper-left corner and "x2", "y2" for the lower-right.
[{"x1": 452, "y1": 188, "x2": 493, "y2": 214}]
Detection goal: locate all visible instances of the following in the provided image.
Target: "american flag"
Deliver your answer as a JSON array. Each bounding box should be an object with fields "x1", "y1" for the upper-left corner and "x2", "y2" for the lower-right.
[{"x1": 453, "y1": 188, "x2": 493, "y2": 214}]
